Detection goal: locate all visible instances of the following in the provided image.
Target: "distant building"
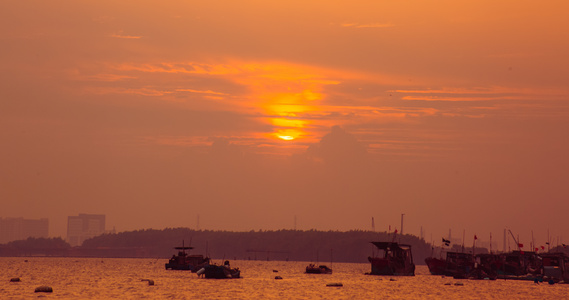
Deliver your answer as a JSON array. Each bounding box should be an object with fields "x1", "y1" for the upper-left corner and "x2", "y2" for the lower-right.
[
  {"x1": 67, "y1": 214, "x2": 106, "y2": 247},
  {"x1": 0, "y1": 217, "x2": 49, "y2": 244}
]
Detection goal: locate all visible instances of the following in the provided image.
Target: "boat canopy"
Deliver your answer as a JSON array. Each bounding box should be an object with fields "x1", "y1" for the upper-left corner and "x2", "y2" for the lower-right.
[{"x1": 371, "y1": 242, "x2": 411, "y2": 250}]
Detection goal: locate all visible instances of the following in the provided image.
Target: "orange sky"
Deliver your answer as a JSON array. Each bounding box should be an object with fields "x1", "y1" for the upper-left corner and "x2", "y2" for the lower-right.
[{"x1": 1, "y1": 1, "x2": 569, "y2": 248}]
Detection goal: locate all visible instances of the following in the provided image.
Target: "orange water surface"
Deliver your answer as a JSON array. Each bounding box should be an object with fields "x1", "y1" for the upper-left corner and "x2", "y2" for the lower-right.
[{"x1": 1, "y1": 258, "x2": 567, "y2": 299}]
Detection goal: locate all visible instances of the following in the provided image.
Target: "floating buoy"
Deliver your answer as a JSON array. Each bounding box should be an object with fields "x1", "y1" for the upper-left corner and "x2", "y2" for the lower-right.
[
  {"x1": 34, "y1": 286, "x2": 53, "y2": 293},
  {"x1": 196, "y1": 268, "x2": 206, "y2": 276},
  {"x1": 548, "y1": 279, "x2": 555, "y2": 285},
  {"x1": 389, "y1": 278, "x2": 396, "y2": 281},
  {"x1": 141, "y1": 279, "x2": 155, "y2": 286},
  {"x1": 273, "y1": 270, "x2": 278, "y2": 272},
  {"x1": 326, "y1": 282, "x2": 343, "y2": 287},
  {"x1": 10, "y1": 277, "x2": 21, "y2": 282},
  {"x1": 454, "y1": 282, "x2": 464, "y2": 286},
  {"x1": 275, "y1": 276, "x2": 283, "y2": 280}
]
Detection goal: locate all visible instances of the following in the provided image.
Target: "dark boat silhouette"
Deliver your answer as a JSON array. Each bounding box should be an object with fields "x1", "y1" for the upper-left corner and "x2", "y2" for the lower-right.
[
  {"x1": 165, "y1": 241, "x2": 210, "y2": 272},
  {"x1": 368, "y1": 242, "x2": 415, "y2": 276},
  {"x1": 305, "y1": 263, "x2": 332, "y2": 274},
  {"x1": 197, "y1": 260, "x2": 241, "y2": 279}
]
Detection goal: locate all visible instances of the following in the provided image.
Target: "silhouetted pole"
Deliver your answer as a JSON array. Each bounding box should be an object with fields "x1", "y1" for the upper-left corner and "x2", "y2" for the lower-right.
[
  {"x1": 400, "y1": 213, "x2": 404, "y2": 235},
  {"x1": 294, "y1": 215, "x2": 297, "y2": 231}
]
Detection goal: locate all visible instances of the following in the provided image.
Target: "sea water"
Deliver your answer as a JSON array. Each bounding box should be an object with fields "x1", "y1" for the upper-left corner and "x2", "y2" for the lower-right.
[{"x1": 1, "y1": 257, "x2": 567, "y2": 299}]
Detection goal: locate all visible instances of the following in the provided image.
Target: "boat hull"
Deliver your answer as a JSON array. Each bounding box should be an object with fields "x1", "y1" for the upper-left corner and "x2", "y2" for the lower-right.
[
  {"x1": 305, "y1": 265, "x2": 332, "y2": 274},
  {"x1": 425, "y1": 257, "x2": 446, "y2": 275},
  {"x1": 368, "y1": 257, "x2": 415, "y2": 276},
  {"x1": 201, "y1": 265, "x2": 241, "y2": 279}
]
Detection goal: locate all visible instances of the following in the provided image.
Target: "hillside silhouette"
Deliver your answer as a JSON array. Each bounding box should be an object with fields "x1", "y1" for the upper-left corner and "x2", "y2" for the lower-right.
[{"x1": 81, "y1": 228, "x2": 433, "y2": 264}]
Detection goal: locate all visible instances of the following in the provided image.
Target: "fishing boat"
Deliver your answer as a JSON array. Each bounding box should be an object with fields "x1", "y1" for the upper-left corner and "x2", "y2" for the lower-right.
[
  {"x1": 445, "y1": 252, "x2": 475, "y2": 279},
  {"x1": 165, "y1": 241, "x2": 210, "y2": 272},
  {"x1": 499, "y1": 250, "x2": 541, "y2": 278},
  {"x1": 197, "y1": 260, "x2": 241, "y2": 279},
  {"x1": 367, "y1": 242, "x2": 415, "y2": 276},
  {"x1": 540, "y1": 253, "x2": 569, "y2": 283},
  {"x1": 471, "y1": 253, "x2": 500, "y2": 280},
  {"x1": 305, "y1": 263, "x2": 332, "y2": 274},
  {"x1": 425, "y1": 256, "x2": 447, "y2": 275},
  {"x1": 425, "y1": 238, "x2": 451, "y2": 275}
]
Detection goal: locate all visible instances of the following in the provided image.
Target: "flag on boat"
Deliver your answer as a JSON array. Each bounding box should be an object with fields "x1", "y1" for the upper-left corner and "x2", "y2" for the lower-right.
[
  {"x1": 541, "y1": 246, "x2": 545, "y2": 250},
  {"x1": 442, "y1": 238, "x2": 451, "y2": 246},
  {"x1": 474, "y1": 235, "x2": 478, "y2": 240},
  {"x1": 518, "y1": 243, "x2": 524, "y2": 248}
]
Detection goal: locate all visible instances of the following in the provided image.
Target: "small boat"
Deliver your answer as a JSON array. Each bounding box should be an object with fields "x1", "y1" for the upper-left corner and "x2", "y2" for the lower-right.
[
  {"x1": 197, "y1": 260, "x2": 241, "y2": 279},
  {"x1": 368, "y1": 241, "x2": 415, "y2": 276},
  {"x1": 305, "y1": 263, "x2": 332, "y2": 274},
  {"x1": 165, "y1": 241, "x2": 210, "y2": 272}
]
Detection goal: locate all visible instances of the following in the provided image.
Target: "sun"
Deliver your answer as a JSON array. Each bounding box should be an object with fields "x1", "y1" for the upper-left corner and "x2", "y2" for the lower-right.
[{"x1": 277, "y1": 135, "x2": 295, "y2": 141}]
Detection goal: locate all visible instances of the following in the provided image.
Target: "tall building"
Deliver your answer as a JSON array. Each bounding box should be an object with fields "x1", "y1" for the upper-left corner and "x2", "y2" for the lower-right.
[
  {"x1": 0, "y1": 217, "x2": 49, "y2": 244},
  {"x1": 67, "y1": 214, "x2": 105, "y2": 247}
]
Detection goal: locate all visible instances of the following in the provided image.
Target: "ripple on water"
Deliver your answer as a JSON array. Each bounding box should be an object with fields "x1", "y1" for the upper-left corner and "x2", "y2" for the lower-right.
[{"x1": 1, "y1": 258, "x2": 568, "y2": 299}]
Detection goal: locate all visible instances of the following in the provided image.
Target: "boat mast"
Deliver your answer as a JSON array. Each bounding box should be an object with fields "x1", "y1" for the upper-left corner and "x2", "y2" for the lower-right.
[
  {"x1": 400, "y1": 213, "x2": 405, "y2": 243},
  {"x1": 508, "y1": 230, "x2": 521, "y2": 251},
  {"x1": 400, "y1": 213, "x2": 404, "y2": 235}
]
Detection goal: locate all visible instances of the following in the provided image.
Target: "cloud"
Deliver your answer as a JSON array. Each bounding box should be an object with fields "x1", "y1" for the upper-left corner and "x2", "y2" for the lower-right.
[
  {"x1": 391, "y1": 87, "x2": 569, "y2": 102},
  {"x1": 341, "y1": 23, "x2": 395, "y2": 28},
  {"x1": 175, "y1": 89, "x2": 228, "y2": 96},
  {"x1": 110, "y1": 31, "x2": 143, "y2": 39},
  {"x1": 305, "y1": 126, "x2": 368, "y2": 166}
]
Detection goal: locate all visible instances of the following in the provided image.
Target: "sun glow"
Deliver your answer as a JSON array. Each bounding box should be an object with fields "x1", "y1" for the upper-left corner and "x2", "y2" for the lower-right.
[
  {"x1": 272, "y1": 128, "x2": 304, "y2": 141},
  {"x1": 278, "y1": 135, "x2": 295, "y2": 141}
]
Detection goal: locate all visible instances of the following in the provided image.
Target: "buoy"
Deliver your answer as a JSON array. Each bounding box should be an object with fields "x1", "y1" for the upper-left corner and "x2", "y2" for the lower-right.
[
  {"x1": 275, "y1": 276, "x2": 283, "y2": 280},
  {"x1": 141, "y1": 279, "x2": 155, "y2": 286},
  {"x1": 454, "y1": 282, "x2": 464, "y2": 286},
  {"x1": 196, "y1": 268, "x2": 206, "y2": 276},
  {"x1": 10, "y1": 277, "x2": 21, "y2": 282},
  {"x1": 34, "y1": 286, "x2": 53, "y2": 293},
  {"x1": 273, "y1": 270, "x2": 278, "y2": 272},
  {"x1": 389, "y1": 278, "x2": 396, "y2": 281},
  {"x1": 326, "y1": 282, "x2": 343, "y2": 287}
]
